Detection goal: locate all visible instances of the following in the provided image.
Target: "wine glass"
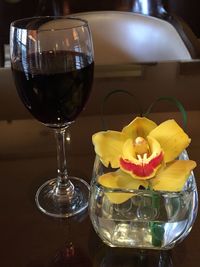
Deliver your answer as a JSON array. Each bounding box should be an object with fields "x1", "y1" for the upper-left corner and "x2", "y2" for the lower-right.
[{"x1": 10, "y1": 16, "x2": 94, "y2": 218}]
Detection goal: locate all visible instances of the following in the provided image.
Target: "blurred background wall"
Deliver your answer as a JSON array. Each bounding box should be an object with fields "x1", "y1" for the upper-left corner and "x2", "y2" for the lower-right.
[{"x1": 1, "y1": 0, "x2": 200, "y2": 66}]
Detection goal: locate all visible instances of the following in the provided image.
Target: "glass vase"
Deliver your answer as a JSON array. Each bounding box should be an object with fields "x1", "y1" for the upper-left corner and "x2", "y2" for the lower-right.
[{"x1": 89, "y1": 150, "x2": 198, "y2": 249}]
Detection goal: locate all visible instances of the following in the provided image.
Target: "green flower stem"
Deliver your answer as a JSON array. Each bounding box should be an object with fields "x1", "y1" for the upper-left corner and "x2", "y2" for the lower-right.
[
  {"x1": 150, "y1": 221, "x2": 165, "y2": 247},
  {"x1": 144, "y1": 96, "x2": 187, "y2": 130},
  {"x1": 148, "y1": 182, "x2": 165, "y2": 247}
]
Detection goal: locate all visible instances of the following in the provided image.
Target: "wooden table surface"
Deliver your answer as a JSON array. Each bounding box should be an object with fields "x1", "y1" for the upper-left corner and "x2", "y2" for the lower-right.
[
  {"x1": 0, "y1": 110, "x2": 199, "y2": 267},
  {"x1": 0, "y1": 62, "x2": 200, "y2": 266}
]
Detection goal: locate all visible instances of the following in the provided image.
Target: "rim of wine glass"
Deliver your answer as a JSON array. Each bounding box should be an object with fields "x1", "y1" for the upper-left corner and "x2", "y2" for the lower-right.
[{"x1": 10, "y1": 16, "x2": 89, "y2": 31}]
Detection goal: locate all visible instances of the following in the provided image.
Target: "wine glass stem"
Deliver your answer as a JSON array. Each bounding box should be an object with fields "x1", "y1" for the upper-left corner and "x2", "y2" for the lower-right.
[{"x1": 54, "y1": 127, "x2": 74, "y2": 198}]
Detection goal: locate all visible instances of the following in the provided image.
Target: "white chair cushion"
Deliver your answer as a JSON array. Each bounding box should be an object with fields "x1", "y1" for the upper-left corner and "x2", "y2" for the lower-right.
[{"x1": 72, "y1": 11, "x2": 191, "y2": 64}]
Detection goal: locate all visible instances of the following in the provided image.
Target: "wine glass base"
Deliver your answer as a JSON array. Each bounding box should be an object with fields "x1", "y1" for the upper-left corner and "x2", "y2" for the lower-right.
[{"x1": 35, "y1": 177, "x2": 90, "y2": 218}]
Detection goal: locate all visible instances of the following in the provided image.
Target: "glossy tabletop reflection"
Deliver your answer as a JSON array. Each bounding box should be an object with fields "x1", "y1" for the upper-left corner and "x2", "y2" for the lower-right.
[{"x1": 0, "y1": 62, "x2": 200, "y2": 266}]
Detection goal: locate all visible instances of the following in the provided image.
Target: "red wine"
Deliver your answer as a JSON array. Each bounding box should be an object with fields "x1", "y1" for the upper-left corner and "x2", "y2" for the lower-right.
[{"x1": 12, "y1": 51, "x2": 94, "y2": 127}]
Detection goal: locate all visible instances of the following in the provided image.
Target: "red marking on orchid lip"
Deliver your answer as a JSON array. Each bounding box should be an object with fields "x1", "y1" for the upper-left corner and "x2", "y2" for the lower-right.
[{"x1": 120, "y1": 152, "x2": 163, "y2": 178}]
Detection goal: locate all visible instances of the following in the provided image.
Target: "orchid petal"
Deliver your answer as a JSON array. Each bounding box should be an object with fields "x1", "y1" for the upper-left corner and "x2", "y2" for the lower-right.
[
  {"x1": 150, "y1": 160, "x2": 196, "y2": 191},
  {"x1": 147, "y1": 136, "x2": 162, "y2": 157},
  {"x1": 149, "y1": 120, "x2": 191, "y2": 163},
  {"x1": 98, "y1": 169, "x2": 148, "y2": 204},
  {"x1": 122, "y1": 117, "x2": 157, "y2": 139},
  {"x1": 122, "y1": 138, "x2": 136, "y2": 162},
  {"x1": 92, "y1": 130, "x2": 127, "y2": 168}
]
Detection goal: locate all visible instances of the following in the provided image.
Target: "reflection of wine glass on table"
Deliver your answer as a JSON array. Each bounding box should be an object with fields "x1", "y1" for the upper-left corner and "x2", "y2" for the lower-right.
[{"x1": 10, "y1": 17, "x2": 94, "y2": 218}]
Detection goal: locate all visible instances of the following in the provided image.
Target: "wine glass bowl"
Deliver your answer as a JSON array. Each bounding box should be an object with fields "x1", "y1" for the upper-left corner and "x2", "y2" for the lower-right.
[{"x1": 10, "y1": 17, "x2": 94, "y2": 218}]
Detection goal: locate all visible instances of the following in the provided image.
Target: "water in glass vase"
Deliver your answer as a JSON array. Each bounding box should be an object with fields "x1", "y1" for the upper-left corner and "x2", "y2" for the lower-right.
[{"x1": 89, "y1": 174, "x2": 198, "y2": 249}]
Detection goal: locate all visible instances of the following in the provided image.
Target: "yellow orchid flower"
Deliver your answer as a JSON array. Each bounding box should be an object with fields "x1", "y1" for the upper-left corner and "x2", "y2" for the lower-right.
[{"x1": 92, "y1": 117, "x2": 196, "y2": 204}]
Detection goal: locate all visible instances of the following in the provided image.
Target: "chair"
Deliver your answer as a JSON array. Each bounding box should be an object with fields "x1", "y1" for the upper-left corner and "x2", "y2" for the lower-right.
[{"x1": 72, "y1": 11, "x2": 192, "y2": 64}]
